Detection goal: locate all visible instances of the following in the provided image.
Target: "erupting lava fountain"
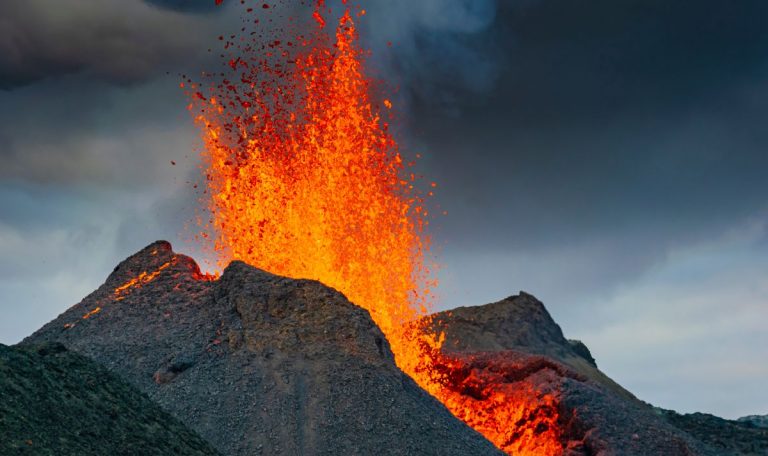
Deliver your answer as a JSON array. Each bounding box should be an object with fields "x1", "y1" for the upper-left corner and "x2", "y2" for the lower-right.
[{"x1": 187, "y1": 2, "x2": 562, "y2": 454}]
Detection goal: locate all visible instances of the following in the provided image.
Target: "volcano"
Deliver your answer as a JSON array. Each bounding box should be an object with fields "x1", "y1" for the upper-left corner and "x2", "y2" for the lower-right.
[{"x1": 19, "y1": 241, "x2": 768, "y2": 455}]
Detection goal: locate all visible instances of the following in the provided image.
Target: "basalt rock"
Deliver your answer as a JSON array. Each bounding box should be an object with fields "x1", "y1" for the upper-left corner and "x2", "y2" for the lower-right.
[{"x1": 23, "y1": 241, "x2": 501, "y2": 456}]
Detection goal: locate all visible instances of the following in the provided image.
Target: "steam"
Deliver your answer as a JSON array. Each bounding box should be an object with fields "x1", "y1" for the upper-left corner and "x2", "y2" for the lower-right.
[{"x1": 321, "y1": 0, "x2": 502, "y2": 109}]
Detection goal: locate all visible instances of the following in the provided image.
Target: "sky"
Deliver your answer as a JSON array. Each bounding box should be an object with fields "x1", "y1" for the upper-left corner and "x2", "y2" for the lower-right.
[{"x1": 1, "y1": 0, "x2": 766, "y2": 419}]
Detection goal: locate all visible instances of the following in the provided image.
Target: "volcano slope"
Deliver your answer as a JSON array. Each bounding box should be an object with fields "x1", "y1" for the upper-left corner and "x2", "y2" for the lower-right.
[
  {"x1": 429, "y1": 294, "x2": 768, "y2": 455},
  {"x1": 23, "y1": 241, "x2": 501, "y2": 456},
  {"x1": 0, "y1": 342, "x2": 219, "y2": 456}
]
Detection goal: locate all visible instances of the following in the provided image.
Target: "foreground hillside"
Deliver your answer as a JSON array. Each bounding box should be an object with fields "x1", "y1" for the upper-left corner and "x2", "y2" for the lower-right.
[{"x1": 0, "y1": 342, "x2": 219, "y2": 456}]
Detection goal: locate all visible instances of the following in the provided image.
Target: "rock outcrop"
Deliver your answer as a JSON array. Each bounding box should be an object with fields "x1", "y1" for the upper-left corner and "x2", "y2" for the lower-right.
[
  {"x1": 433, "y1": 292, "x2": 718, "y2": 456},
  {"x1": 23, "y1": 241, "x2": 500, "y2": 456},
  {"x1": 431, "y1": 292, "x2": 633, "y2": 400},
  {"x1": 0, "y1": 342, "x2": 219, "y2": 456},
  {"x1": 430, "y1": 293, "x2": 757, "y2": 456}
]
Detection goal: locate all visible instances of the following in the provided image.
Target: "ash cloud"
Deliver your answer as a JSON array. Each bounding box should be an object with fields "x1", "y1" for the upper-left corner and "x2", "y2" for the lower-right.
[{"x1": 358, "y1": 0, "x2": 501, "y2": 97}]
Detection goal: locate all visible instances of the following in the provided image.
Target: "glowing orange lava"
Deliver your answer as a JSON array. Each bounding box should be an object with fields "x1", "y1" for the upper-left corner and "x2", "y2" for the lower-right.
[
  {"x1": 114, "y1": 260, "x2": 174, "y2": 300},
  {"x1": 81, "y1": 307, "x2": 102, "y2": 320},
  {"x1": 190, "y1": 2, "x2": 562, "y2": 454},
  {"x1": 430, "y1": 352, "x2": 563, "y2": 455}
]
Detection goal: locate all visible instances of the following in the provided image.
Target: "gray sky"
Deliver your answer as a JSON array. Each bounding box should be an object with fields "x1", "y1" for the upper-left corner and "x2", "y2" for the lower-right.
[{"x1": 1, "y1": 0, "x2": 766, "y2": 419}]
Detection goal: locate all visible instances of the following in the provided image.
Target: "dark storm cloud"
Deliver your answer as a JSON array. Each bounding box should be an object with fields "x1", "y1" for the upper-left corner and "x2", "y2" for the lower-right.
[
  {"x1": 0, "y1": 75, "x2": 199, "y2": 187},
  {"x1": 386, "y1": 0, "x2": 768, "y2": 251},
  {"x1": 404, "y1": 1, "x2": 768, "y2": 116},
  {"x1": 0, "y1": 0, "x2": 232, "y2": 89}
]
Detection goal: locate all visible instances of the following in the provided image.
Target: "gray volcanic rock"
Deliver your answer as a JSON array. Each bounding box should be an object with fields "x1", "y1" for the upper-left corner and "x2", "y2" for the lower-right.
[
  {"x1": 434, "y1": 292, "x2": 575, "y2": 357},
  {"x1": 432, "y1": 293, "x2": 636, "y2": 401},
  {"x1": 0, "y1": 342, "x2": 219, "y2": 456},
  {"x1": 430, "y1": 293, "x2": 764, "y2": 456},
  {"x1": 23, "y1": 241, "x2": 501, "y2": 456}
]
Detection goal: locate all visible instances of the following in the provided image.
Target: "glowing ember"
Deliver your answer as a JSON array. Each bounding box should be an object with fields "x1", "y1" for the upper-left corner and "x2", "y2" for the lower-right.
[
  {"x1": 114, "y1": 260, "x2": 174, "y2": 300},
  {"x1": 190, "y1": 2, "x2": 562, "y2": 454},
  {"x1": 81, "y1": 307, "x2": 102, "y2": 320},
  {"x1": 191, "y1": 271, "x2": 220, "y2": 282}
]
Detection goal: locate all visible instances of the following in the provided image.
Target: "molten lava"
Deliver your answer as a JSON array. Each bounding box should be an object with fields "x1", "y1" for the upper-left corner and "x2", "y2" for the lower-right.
[
  {"x1": 114, "y1": 259, "x2": 174, "y2": 301},
  {"x1": 81, "y1": 307, "x2": 102, "y2": 320},
  {"x1": 430, "y1": 352, "x2": 564, "y2": 455},
  {"x1": 190, "y1": 2, "x2": 562, "y2": 454}
]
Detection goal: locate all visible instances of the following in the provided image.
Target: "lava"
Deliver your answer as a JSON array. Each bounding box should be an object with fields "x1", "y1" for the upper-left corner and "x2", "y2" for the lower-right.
[
  {"x1": 189, "y1": 1, "x2": 563, "y2": 454},
  {"x1": 81, "y1": 307, "x2": 102, "y2": 320},
  {"x1": 430, "y1": 352, "x2": 563, "y2": 455},
  {"x1": 114, "y1": 260, "x2": 174, "y2": 300}
]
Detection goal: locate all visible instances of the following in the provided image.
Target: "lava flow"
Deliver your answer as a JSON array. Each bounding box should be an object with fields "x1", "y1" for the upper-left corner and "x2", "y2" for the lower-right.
[{"x1": 189, "y1": 1, "x2": 562, "y2": 454}]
